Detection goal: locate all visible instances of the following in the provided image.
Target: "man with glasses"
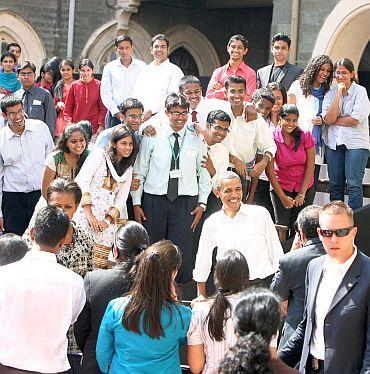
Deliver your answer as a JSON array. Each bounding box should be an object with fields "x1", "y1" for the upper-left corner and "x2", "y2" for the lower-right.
[
  {"x1": 131, "y1": 93, "x2": 211, "y2": 284},
  {"x1": 100, "y1": 35, "x2": 145, "y2": 129},
  {"x1": 15, "y1": 61, "x2": 56, "y2": 135},
  {"x1": 0, "y1": 94, "x2": 53, "y2": 236},
  {"x1": 279, "y1": 201, "x2": 370, "y2": 374}
]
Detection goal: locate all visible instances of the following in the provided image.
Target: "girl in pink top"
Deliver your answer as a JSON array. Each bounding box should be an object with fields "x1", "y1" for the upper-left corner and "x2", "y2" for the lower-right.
[{"x1": 266, "y1": 104, "x2": 315, "y2": 236}]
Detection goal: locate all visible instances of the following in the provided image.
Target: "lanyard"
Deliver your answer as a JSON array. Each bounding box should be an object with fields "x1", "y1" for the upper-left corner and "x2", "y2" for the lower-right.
[{"x1": 168, "y1": 130, "x2": 186, "y2": 167}]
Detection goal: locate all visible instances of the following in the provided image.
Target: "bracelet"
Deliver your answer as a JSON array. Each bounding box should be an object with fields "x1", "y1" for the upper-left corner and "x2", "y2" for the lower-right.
[
  {"x1": 106, "y1": 207, "x2": 120, "y2": 223},
  {"x1": 298, "y1": 193, "x2": 305, "y2": 198},
  {"x1": 198, "y1": 203, "x2": 207, "y2": 211},
  {"x1": 81, "y1": 192, "x2": 92, "y2": 206},
  {"x1": 264, "y1": 152, "x2": 272, "y2": 162}
]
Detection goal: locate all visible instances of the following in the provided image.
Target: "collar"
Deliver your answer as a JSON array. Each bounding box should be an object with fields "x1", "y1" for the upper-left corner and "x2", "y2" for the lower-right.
[
  {"x1": 150, "y1": 58, "x2": 170, "y2": 68},
  {"x1": 5, "y1": 119, "x2": 34, "y2": 139},
  {"x1": 273, "y1": 126, "x2": 302, "y2": 144},
  {"x1": 227, "y1": 61, "x2": 248, "y2": 73},
  {"x1": 324, "y1": 246, "x2": 357, "y2": 272},
  {"x1": 115, "y1": 57, "x2": 138, "y2": 67},
  {"x1": 304, "y1": 237, "x2": 322, "y2": 247},
  {"x1": 24, "y1": 85, "x2": 36, "y2": 95},
  {"x1": 166, "y1": 124, "x2": 186, "y2": 139},
  {"x1": 346, "y1": 82, "x2": 357, "y2": 95},
  {"x1": 221, "y1": 202, "x2": 248, "y2": 219},
  {"x1": 26, "y1": 246, "x2": 57, "y2": 262}
]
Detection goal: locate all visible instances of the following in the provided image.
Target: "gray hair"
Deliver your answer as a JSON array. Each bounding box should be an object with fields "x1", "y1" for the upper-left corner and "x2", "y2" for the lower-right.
[
  {"x1": 297, "y1": 205, "x2": 321, "y2": 239},
  {"x1": 212, "y1": 171, "x2": 240, "y2": 190}
]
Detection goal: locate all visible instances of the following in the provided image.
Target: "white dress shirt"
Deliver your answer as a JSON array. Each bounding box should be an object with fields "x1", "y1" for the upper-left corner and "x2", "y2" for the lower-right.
[
  {"x1": 132, "y1": 59, "x2": 184, "y2": 114},
  {"x1": 0, "y1": 249, "x2": 86, "y2": 372},
  {"x1": 207, "y1": 142, "x2": 230, "y2": 174},
  {"x1": 193, "y1": 203, "x2": 283, "y2": 282},
  {"x1": 310, "y1": 248, "x2": 357, "y2": 360},
  {"x1": 100, "y1": 58, "x2": 145, "y2": 116},
  {"x1": 0, "y1": 119, "x2": 54, "y2": 217},
  {"x1": 222, "y1": 110, "x2": 277, "y2": 165}
]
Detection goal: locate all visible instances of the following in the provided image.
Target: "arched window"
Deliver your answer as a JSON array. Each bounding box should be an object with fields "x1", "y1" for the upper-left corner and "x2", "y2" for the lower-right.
[{"x1": 169, "y1": 47, "x2": 199, "y2": 77}]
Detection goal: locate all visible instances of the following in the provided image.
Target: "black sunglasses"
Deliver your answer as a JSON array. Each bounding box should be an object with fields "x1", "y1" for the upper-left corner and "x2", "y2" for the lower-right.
[{"x1": 319, "y1": 226, "x2": 353, "y2": 238}]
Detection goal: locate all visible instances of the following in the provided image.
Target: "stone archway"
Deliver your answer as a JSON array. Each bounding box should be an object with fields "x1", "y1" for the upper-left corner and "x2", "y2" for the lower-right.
[
  {"x1": 80, "y1": 20, "x2": 152, "y2": 73},
  {"x1": 312, "y1": 0, "x2": 370, "y2": 69},
  {"x1": 165, "y1": 25, "x2": 220, "y2": 76},
  {"x1": 0, "y1": 9, "x2": 46, "y2": 69}
]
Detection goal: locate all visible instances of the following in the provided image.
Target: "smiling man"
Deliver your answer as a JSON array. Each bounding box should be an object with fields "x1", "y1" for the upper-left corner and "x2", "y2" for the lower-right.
[
  {"x1": 132, "y1": 34, "x2": 184, "y2": 122},
  {"x1": 279, "y1": 201, "x2": 370, "y2": 374},
  {"x1": 193, "y1": 171, "x2": 283, "y2": 299},
  {"x1": 131, "y1": 93, "x2": 211, "y2": 284},
  {"x1": 0, "y1": 94, "x2": 53, "y2": 235},
  {"x1": 100, "y1": 35, "x2": 145, "y2": 129},
  {"x1": 206, "y1": 35, "x2": 256, "y2": 102}
]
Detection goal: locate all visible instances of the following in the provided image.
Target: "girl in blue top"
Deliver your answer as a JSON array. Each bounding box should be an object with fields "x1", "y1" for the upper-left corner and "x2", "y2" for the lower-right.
[{"x1": 96, "y1": 240, "x2": 192, "y2": 373}]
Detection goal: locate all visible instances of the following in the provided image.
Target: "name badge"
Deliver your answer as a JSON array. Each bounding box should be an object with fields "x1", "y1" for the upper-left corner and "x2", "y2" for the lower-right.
[
  {"x1": 170, "y1": 169, "x2": 182, "y2": 179},
  {"x1": 33, "y1": 99, "x2": 42, "y2": 105}
]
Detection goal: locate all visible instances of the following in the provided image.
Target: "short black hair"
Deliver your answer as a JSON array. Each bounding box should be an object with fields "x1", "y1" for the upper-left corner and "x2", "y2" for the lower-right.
[
  {"x1": 252, "y1": 88, "x2": 276, "y2": 105},
  {"x1": 207, "y1": 110, "x2": 231, "y2": 125},
  {"x1": 225, "y1": 75, "x2": 246, "y2": 90},
  {"x1": 297, "y1": 205, "x2": 321, "y2": 240},
  {"x1": 165, "y1": 93, "x2": 189, "y2": 111},
  {"x1": 272, "y1": 33, "x2": 291, "y2": 48},
  {"x1": 17, "y1": 60, "x2": 36, "y2": 74},
  {"x1": 33, "y1": 206, "x2": 70, "y2": 247},
  {"x1": 151, "y1": 34, "x2": 169, "y2": 48},
  {"x1": 119, "y1": 98, "x2": 144, "y2": 115},
  {"x1": 0, "y1": 93, "x2": 23, "y2": 114},
  {"x1": 115, "y1": 34, "x2": 133, "y2": 47},
  {"x1": 1, "y1": 51, "x2": 16, "y2": 63},
  {"x1": 7, "y1": 42, "x2": 21, "y2": 52},
  {"x1": 46, "y1": 178, "x2": 82, "y2": 205},
  {"x1": 228, "y1": 34, "x2": 248, "y2": 49},
  {"x1": 179, "y1": 75, "x2": 201, "y2": 92},
  {"x1": 0, "y1": 234, "x2": 28, "y2": 266},
  {"x1": 78, "y1": 58, "x2": 94, "y2": 70}
]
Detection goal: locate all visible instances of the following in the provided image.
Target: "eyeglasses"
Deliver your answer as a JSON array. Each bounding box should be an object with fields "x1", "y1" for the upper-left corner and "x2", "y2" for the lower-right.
[
  {"x1": 18, "y1": 72, "x2": 34, "y2": 77},
  {"x1": 335, "y1": 71, "x2": 350, "y2": 77},
  {"x1": 319, "y1": 226, "x2": 353, "y2": 237},
  {"x1": 7, "y1": 108, "x2": 24, "y2": 118},
  {"x1": 126, "y1": 114, "x2": 143, "y2": 120},
  {"x1": 169, "y1": 111, "x2": 188, "y2": 117},
  {"x1": 209, "y1": 123, "x2": 230, "y2": 133}
]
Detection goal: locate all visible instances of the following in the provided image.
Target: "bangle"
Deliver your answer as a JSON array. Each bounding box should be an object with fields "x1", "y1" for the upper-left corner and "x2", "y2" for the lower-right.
[
  {"x1": 106, "y1": 207, "x2": 120, "y2": 223},
  {"x1": 264, "y1": 152, "x2": 272, "y2": 162},
  {"x1": 198, "y1": 203, "x2": 207, "y2": 211},
  {"x1": 103, "y1": 218, "x2": 111, "y2": 226},
  {"x1": 298, "y1": 193, "x2": 305, "y2": 198},
  {"x1": 81, "y1": 192, "x2": 92, "y2": 206}
]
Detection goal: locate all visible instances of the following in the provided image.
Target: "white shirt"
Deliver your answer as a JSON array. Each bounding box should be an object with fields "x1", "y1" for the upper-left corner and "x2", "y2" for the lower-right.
[
  {"x1": 222, "y1": 110, "x2": 276, "y2": 165},
  {"x1": 322, "y1": 82, "x2": 370, "y2": 150},
  {"x1": 0, "y1": 249, "x2": 86, "y2": 372},
  {"x1": 0, "y1": 119, "x2": 54, "y2": 217},
  {"x1": 100, "y1": 58, "x2": 145, "y2": 116},
  {"x1": 207, "y1": 141, "x2": 230, "y2": 174},
  {"x1": 132, "y1": 59, "x2": 184, "y2": 114},
  {"x1": 193, "y1": 203, "x2": 283, "y2": 281},
  {"x1": 310, "y1": 248, "x2": 357, "y2": 360}
]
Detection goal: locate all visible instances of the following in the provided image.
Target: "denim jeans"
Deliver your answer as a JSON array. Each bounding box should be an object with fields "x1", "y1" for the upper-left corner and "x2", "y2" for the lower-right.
[{"x1": 325, "y1": 145, "x2": 369, "y2": 210}]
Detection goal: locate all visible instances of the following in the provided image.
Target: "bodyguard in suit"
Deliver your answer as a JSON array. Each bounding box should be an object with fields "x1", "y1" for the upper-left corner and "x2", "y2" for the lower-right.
[
  {"x1": 271, "y1": 205, "x2": 326, "y2": 353},
  {"x1": 257, "y1": 33, "x2": 303, "y2": 91},
  {"x1": 279, "y1": 201, "x2": 370, "y2": 374}
]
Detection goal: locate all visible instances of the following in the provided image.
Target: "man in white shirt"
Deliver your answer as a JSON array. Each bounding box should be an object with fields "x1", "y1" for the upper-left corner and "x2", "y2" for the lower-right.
[
  {"x1": 0, "y1": 94, "x2": 53, "y2": 236},
  {"x1": 223, "y1": 75, "x2": 276, "y2": 202},
  {"x1": 279, "y1": 201, "x2": 370, "y2": 374},
  {"x1": 132, "y1": 34, "x2": 184, "y2": 122},
  {"x1": 193, "y1": 171, "x2": 283, "y2": 299},
  {"x1": 100, "y1": 34, "x2": 145, "y2": 129},
  {"x1": 0, "y1": 205, "x2": 86, "y2": 373}
]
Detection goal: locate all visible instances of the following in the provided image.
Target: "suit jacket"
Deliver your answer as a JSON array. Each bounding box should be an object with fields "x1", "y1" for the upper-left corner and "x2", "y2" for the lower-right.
[
  {"x1": 256, "y1": 62, "x2": 303, "y2": 91},
  {"x1": 271, "y1": 238, "x2": 326, "y2": 350},
  {"x1": 74, "y1": 268, "x2": 132, "y2": 374},
  {"x1": 279, "y1": 250, "x2": 370, "y2": 374}
]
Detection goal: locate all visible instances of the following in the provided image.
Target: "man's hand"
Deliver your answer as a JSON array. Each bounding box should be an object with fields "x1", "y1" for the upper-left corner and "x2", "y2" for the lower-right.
[
  {"x1": 96, "y1": 125, "x2": 104, "y2": 136},
  {"x1": 211, "y1": 82, "x2": 223, "y2": 91},
  {"x1": 232, "y1": 157, "x2": 247, "y2": 178},
  {"x1": 133, "y1": 205, "x2": 146, "y2": 224},
  {"x1": 0, "y1": 217, "x2": 4, "y2": 231},
  {"x1": 250, "y1": 159, "x2": 267, "y2": 178},
  {"x1": 142, "y1": 110, "x2": 153, "y2": 122},
  {"x1": 130, "y1": 173, "x2": 140, "y2": 191},
  {"x1": 201, "y1": 155, "x2": 216, "y2": 177},
  {"x1": 190, "y1": 206, "x2": 204, "y2": 232},
  {"x1": 191, "y1": 294, "x2": 206, "y2": 308},
  {"x1": 143, "y1": 125, "x2": 156, "y2": 137},
  {"x1": 115, "y1": 113, "x2": 125, "y2": 122},
  {"x1": 244, "y1": 104, "x2": 257, "y2": 122}
]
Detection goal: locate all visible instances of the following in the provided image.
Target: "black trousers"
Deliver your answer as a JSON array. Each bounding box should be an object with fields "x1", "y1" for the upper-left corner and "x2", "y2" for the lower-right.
[
  {"x1": 142, "y1": 194, "x2": 199, "y2": 284},
  {"x1": 2, "y1": 190, "x2": 41, "y2": 236},
  {"x1": 249, "y1": 273, "x2": 274, "y2": 288},
  {"x1": 105, "y1": 111, "x2": 121, "y2": 129},
  {"x1": 253, "y1": 179, "x2": 275, "y2": 220}
]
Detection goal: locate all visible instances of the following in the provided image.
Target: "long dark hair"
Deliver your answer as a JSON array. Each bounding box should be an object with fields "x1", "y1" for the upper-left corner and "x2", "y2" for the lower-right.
[
  {"x1": 115, "y1": 221, "x2": 149, "y2": 287},
  {"x1": 207, "y1": 250, "x2": 250, "y2": 341},
  {"x1": 218, "y1": 288, "x2": 281, "y2": 374},
  {"x1": 280, "y1": 104, "x2": 301, "y2": 151},
  {"x1": 54, "y1": 59, "x2": 74, "y2": 100},
  {"x1": 107, "y1": 125, "x2": 138, "y2": 176},
  {"x1": 55, "y1": 123, "x2": 89, "y2": 175},
  {"x1": 122, "y1": 240, "x2": 182, "y2": 339},
  {"x1": 299, "y1": 55, "x2": 333, "y2": 97}
]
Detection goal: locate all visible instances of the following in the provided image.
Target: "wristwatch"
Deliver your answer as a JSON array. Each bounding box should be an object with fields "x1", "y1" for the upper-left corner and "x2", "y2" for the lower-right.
[{"x1": 198, "y1": 203, "x2": 207, "y2": 211}]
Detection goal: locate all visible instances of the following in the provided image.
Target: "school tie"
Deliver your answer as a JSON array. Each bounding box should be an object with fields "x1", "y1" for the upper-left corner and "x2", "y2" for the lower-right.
[
  {"x1": 22, "y1": 90, "x2": 30, "y2": 114},
  {"x1": 167, "y1": 133, "x2": 180, "y2": 202},
  {"x1": 191, "y1": 110, "x2": 198, "y2": 122}
]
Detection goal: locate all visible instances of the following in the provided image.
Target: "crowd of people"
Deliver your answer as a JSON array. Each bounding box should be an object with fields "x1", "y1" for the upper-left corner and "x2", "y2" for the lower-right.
[{"x1": 0, "y1": 30, "x2": 369, "y2": 374}]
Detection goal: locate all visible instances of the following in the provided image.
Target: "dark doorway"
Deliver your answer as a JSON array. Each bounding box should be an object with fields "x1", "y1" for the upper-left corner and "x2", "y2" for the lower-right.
[
  {"x1": 169, "y1": 47, "x2": 199, "y2": 77},
  {"x1": 358, "y1": 41, "x2": 370, "y2": 96}
]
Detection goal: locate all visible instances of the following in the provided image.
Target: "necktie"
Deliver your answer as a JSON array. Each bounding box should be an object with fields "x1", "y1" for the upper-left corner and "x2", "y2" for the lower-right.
[
  {"x1": 22, "y1": 90, "x2": 30, "y2": 115},
  {"x1": 191, "y1": 110, "x2": 197, "y2": 122},
  {"x1": 167, "y1": 133, "x2": 180, "y2": 202}
]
